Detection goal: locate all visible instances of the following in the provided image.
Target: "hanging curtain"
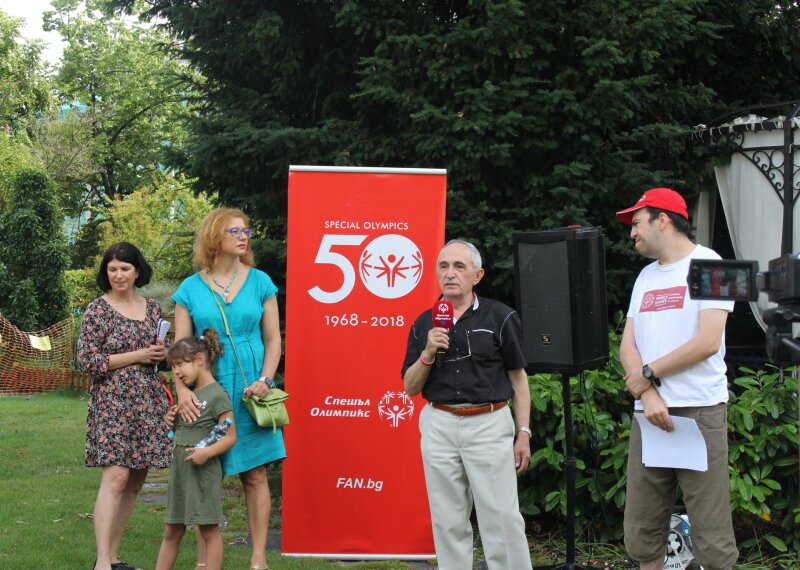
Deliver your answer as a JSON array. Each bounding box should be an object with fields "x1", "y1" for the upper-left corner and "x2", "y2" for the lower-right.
[{"x1": 713, "y1": 121, "x2": 800, "y2": 330}]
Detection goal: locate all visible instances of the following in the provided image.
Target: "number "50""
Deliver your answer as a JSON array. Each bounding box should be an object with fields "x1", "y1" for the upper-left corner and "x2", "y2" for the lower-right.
[{"x1": 307, "y1": 234, "x2": 368, "y2": 304}]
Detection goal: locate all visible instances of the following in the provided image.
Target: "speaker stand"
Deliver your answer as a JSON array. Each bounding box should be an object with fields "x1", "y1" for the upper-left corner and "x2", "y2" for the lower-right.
[{"x1": 534, "y1": 372, "x2": 601, "y2": 570}]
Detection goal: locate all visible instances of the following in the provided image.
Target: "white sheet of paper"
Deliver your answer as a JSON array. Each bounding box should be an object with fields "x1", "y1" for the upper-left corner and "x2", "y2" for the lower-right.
[{"x1": 634, "y1": 413, "x2": 708, "y2": 471}]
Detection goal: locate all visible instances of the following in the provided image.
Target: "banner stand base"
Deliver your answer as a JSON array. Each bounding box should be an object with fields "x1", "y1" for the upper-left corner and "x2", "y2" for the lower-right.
[{"x1": 281, "y1": 553, "x2": 436, "y2": 560}]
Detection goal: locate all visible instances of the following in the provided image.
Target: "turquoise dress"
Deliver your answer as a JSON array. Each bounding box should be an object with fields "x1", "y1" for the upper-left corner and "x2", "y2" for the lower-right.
[{"x1": 172, "y1": 269, "x2": 286, "y2": 475}]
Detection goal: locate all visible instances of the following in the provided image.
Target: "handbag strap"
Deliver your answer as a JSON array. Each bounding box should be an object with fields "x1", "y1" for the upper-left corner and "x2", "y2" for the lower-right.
[{"x1": 200, "y1": 271, "x2": 252, "y2": 388}]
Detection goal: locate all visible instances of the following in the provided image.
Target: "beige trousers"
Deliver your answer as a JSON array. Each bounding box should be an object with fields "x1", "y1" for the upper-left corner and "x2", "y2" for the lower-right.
[{"x1": 419, "y1": 403, "x2": 532, "y2": 570}]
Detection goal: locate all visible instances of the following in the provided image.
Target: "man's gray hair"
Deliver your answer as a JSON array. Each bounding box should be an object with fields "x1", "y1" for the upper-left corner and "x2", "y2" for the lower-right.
[{"x1": 440, "y1": 239, "x2": 482, "y2": 270}]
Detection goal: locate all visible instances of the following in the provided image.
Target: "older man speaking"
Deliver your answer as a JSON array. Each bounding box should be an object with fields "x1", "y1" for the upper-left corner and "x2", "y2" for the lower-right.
[{"x1": 402, "y1": 239, "x2": 533, "y2": 570}]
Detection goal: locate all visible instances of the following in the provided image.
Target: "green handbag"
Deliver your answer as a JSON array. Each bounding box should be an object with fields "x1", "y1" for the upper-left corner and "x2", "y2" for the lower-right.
[
  {"x1": 242, "y1": 388, "x2": 290, "y2": 433},
  {"x1": 203, "y1": 271, "x2": 290, "y2": 434}
]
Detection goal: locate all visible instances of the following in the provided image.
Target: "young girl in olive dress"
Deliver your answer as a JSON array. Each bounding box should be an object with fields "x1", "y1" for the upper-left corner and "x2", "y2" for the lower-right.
[{"x1": 155, "y1": 329, "x2": 236, "y2": 570}]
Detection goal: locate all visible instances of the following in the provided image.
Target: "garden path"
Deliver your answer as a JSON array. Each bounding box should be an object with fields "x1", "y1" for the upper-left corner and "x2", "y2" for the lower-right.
[{"x1": 139, "y1": 470, "x2": 490, "y2": 569}]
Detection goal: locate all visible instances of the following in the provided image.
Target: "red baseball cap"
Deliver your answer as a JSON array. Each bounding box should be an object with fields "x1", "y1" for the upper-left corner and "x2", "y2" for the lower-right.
[{"x1": 616, "y1": 187, "x2": 688, "y2": 224}]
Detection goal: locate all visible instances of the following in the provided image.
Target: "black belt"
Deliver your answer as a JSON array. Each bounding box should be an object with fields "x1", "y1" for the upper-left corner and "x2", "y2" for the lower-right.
[{"x1": 431, "y1": 401, "x2": 507, "y2": 416}]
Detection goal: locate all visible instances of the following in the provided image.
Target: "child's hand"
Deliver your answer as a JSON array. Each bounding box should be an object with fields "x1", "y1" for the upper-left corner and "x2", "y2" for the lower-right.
[
  {"x1": 165, "y1": 405, "x2": 178, "y2": 428},
  {"x1": 184, "y1": 447, "x2": 210, "y2": 466}
]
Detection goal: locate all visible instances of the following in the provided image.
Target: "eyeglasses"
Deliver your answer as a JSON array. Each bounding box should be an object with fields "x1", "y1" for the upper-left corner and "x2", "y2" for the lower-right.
[
  {"x1": 445, "y1": 329, "x2": 474, "y2": 362},
  {"x1": 223, "y1": 227, "x2": 253, "y2": 238}
]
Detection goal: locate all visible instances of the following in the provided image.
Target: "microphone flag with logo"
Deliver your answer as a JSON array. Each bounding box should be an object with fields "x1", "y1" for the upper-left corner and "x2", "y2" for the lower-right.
[{"x1": 432, "y1": 299, "x2": 454, "y2": 367}]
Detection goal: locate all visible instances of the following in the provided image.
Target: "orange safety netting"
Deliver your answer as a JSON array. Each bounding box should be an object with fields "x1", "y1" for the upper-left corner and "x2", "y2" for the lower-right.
[{"x1": 0, "y1": 314, "x2": 83, "y2": 394}]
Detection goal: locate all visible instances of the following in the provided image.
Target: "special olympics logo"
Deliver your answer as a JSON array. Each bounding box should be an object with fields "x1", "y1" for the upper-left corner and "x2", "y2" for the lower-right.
[
  {"x1": 359, "y1": 234, "x2": 423, "y2": 299},
  {"x1": 378, "y1": 391, "x2": 415, "y2": 428},
  {"x1": 641, "y1": 293, "x2": 655, "y2": 310}
]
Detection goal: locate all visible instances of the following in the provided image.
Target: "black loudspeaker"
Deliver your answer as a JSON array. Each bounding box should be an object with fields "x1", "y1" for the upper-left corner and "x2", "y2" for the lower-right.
[{"x1": 513, "y1": 226, "x2": 609, "y2": 373}]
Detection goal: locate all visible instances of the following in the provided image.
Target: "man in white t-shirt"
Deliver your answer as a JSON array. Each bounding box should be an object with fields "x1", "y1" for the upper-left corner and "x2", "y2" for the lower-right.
[{"x1": 616, "y1": 188, "x2": 738, "y2": 570}]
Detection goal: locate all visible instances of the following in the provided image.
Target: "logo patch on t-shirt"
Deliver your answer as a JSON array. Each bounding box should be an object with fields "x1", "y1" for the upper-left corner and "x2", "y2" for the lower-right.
[{"x1": 640, "y1": 286, "x2": 687, "y2": 312}]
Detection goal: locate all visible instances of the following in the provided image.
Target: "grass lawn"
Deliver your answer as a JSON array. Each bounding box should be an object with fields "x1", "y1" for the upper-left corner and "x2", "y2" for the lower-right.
[
  {"x1": 0, "y1": 391, "x2": 401, "y2": 569},
  {"x1": 0, "y1": 391, "x2": 794, "y2": 569}
]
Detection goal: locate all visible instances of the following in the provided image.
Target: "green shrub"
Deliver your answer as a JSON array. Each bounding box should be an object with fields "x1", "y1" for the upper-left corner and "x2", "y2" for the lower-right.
[
  {"x1": 728, "y1": 366, "x2": 799, "y2": 557},
  {"x1": 520, "y1": 316, "x2": 630, "y2": 543},
  {"x1": 98, "y1": 175, "x2": 215, "y2": 281},
  {"x1": 139, "y1": 279, "x2": 179, "y2": 315},
  {"x1": 0, "y1": 169, "x2": 70, "y2": 329},
  {"x1": 520, "y1": 313, "x2": 800, "y2": 557},
  {"x1": 64, "y1": 268, "x2": 100, "y2": 313}
]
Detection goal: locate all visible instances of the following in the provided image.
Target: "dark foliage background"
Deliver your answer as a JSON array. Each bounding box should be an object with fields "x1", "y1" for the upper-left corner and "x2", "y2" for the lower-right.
[
  {"x1": 104, "y1": 0, "x2": 800, "y2": 558},
  {"x1": 107, "y1": 0, "x2": 800, "y2": 313},
  {"x1": 526, "y1": 320, "x2": 799, "y2": 556}
]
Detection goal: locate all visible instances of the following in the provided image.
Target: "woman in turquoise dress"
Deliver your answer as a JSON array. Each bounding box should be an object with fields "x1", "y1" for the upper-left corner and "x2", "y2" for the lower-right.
[{"x1": 172, "y1": 208, "x2": 283, "y2": 570}]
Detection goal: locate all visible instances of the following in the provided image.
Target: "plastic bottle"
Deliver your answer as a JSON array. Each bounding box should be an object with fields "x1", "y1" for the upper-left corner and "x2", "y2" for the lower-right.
[{"x1": 194, "y1": 418, "x2": 233, "y2": 448}]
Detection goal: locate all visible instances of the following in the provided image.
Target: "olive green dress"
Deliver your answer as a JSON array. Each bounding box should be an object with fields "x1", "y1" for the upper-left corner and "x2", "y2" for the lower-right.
[{"x1": 165, "y1": 382, "x2": 232, "y2": 525}]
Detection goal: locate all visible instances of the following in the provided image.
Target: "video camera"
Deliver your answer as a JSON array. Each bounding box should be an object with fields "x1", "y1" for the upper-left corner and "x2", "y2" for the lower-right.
[{"x1": 688, "y1": 254, "x2": 800, "y2": 364}]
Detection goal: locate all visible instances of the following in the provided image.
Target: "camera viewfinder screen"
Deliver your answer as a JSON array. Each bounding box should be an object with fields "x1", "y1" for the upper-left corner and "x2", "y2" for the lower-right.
[{"x1": 688, "y1": 260, "x2": 759, "y2": 302}]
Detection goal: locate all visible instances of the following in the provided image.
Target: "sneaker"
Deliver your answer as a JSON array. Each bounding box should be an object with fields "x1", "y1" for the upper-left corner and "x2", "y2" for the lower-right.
[{"x1": 112, "y1": 563, "x2": 142, "y2": 570}]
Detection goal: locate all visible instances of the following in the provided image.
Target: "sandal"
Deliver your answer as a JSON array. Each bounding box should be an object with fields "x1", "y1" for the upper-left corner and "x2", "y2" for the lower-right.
[{"x1": 250, "y1": 565, "x2": 269, "y2": 570}]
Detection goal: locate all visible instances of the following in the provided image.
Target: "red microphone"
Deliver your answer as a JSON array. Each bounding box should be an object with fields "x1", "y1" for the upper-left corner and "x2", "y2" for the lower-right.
[{"x1": 432, "y1": 299, "x2": 454, "y2": 367}]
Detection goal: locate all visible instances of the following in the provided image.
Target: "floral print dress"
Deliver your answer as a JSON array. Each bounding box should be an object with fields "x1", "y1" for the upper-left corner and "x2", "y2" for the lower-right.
[{"x1": 78, "y1": 297, "x2": 171, "y2": 469}]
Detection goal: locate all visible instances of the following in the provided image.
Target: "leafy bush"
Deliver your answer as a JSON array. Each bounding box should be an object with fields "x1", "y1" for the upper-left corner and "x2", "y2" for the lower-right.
[
  {"x1": 64, "y1": 268, "x2": 99, "y2": 314},
  {"x1": 0, "y1": 132, "x2": 40, "y2": 211},
  {"x1": 98, "y1": 174, "x2": 215, "y2": 281},
  {"x1": 139, "y1": 279, "x2": 179, "y2": 315},
  {"x1": 520, "y1": 314, "x2": 800, "y2": 557},
  {"x1": 520, "y1": 316, "x2": 630, "y2": 543},
  {"x1": 728, "y1": 367, "x2": 799, "y2": 557}
]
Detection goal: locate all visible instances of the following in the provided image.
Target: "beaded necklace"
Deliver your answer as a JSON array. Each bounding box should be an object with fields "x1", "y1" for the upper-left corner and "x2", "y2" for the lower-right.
[{"x1": 208, "y1": 266, "x2": 239, "y2": 301}]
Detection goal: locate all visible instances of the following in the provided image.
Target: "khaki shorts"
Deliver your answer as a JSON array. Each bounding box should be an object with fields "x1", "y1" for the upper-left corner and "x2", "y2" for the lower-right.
[{"x1": 624, "y1": 403, "x2": 738, "y2": 569}]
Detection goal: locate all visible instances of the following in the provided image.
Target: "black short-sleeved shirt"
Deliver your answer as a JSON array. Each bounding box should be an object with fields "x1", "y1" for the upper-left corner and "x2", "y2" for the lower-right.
[{"x1": 401, "y1": 295, "x2": 527, "y2": 404}]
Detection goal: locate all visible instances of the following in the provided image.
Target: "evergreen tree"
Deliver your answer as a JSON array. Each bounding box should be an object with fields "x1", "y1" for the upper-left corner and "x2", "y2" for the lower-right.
[
  {"x1": 0, "y1": 169, "x2": 70, "y2": 329},
  {"x1": 104, "y1": 0, "x2": 800, "y2": 546},
  {"x1": 107, "y1": 0, "x2": 800, "y2": 308}
]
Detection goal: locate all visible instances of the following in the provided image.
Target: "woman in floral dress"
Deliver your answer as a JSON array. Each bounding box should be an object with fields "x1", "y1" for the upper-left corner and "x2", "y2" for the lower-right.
[{"x1": 78, "y1": 242, "x2": 172, "y2": 570}]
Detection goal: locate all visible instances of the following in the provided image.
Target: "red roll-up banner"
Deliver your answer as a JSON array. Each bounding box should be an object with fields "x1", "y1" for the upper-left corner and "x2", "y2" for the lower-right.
[{"x1": 282, "y1": 166, "x2": 446, "y2": 558}]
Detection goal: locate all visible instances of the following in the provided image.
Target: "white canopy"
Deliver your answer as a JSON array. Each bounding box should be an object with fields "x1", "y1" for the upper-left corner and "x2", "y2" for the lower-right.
[{"x1": 696, "y1": 115, "x2": 800, "y2": 329}]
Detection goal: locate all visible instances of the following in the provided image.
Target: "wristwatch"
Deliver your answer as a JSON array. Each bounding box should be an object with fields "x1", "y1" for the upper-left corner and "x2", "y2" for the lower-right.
[
  {"x1": 517, "y1": 426, "x2": 532, "y2": 438},
  {"x1": 257, "y1": 376, "x2": 277, "y2": 388},
  {"x1": 642, "y1": 364, "x2": 661, "y2": 387}
]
